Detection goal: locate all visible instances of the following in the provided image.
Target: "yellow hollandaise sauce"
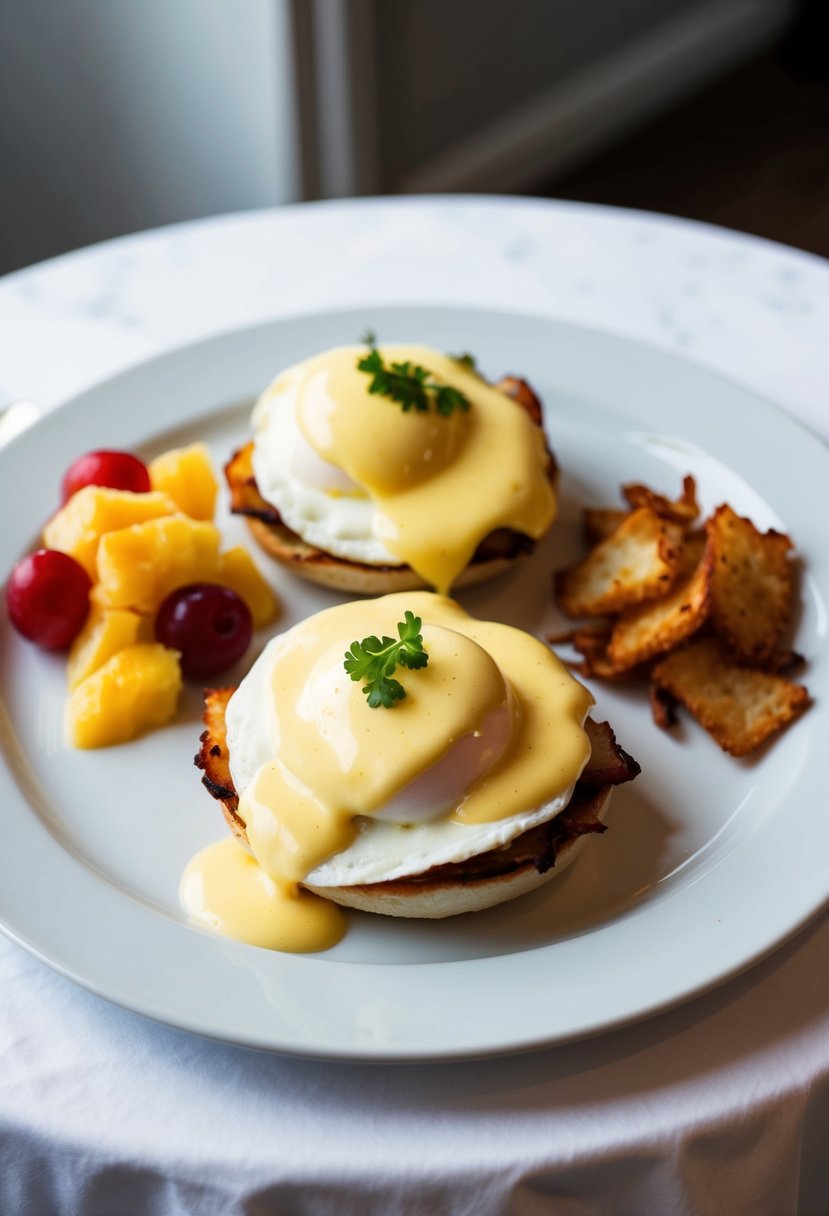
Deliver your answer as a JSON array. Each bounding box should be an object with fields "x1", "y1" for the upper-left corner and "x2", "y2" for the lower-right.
[
  {"x1": 181, "y1": 592, "x2": 593, "y2": 954},
  {"x1": 181, "y1": 836, "x2": 346, "y2": 952},
  {"x1": 295, "y1": 345, "x2": 556, "y2": 593}
]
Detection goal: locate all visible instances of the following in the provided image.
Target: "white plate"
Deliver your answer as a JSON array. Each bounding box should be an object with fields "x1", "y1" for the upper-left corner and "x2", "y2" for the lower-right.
[{"x1": 0, "y1": 305, "x2": 826, "y2": 1061}]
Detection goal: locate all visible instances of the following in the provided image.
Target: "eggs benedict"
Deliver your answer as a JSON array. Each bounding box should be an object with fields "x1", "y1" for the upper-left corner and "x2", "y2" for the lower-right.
[
  {"x1": 225, "y1": 344, "x2": 557, "y2": 594},
  {"x1": 187, "y1": 592, "x2": 639, "y2": 952}
]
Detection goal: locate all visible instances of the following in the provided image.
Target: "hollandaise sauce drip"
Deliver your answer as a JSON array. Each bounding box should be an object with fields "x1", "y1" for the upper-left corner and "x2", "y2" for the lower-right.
[
  {"x1": 181, "y1": 593, "x2": 593, "y2": 954},
  {"x1": 180, "y1": 836, "x2": 346, "y2": 953},
  {"x1": 296, "y1": 346, "x2": 556, "y2": 593}
]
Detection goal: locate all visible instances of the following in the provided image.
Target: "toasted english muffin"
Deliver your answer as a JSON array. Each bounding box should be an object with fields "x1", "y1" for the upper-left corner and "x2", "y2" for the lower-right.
[{"x1": 195, "y1": 688, "x2": 639, "y2": 919}]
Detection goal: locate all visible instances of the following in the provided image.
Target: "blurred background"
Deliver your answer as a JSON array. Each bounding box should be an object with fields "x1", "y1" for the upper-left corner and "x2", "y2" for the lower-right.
[{"x1": 0, "y1": 0, "x2": 826, "y2": 276}]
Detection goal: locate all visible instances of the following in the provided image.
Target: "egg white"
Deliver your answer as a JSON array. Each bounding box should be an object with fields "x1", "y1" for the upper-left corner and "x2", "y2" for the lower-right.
[
  {"x1": 251, "y1": 364, "x2": 401, "y2": 567},
  {"x1": 225, "y1": 629, "x2": 578, "y2": 889}
]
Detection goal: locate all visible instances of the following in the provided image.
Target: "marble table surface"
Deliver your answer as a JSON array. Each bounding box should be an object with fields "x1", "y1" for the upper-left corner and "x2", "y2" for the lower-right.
[
  {"x1": 1, "y1": 196, "x2": 828, "y2": 1216},
  {"x1": 1, "y1": 196, "x2": 827, "y2": 438}
]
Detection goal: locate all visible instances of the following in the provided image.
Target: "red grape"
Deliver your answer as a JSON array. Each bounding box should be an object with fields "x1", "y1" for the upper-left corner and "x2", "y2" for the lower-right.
[
  {"x1": 61, "y1": 450, "x2": 151, "y2": 502},
  {"x1": 6, "y1": 549, "x2": 92, "y2": 649},
  {"x1": 155, "y1": 583, "x2": 252, "y2": 678}
]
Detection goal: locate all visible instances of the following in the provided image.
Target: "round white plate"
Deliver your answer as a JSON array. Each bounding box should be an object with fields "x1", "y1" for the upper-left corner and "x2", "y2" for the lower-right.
[{"x1": 0, "y1": 305, "x2": 826, "y2": 1061}]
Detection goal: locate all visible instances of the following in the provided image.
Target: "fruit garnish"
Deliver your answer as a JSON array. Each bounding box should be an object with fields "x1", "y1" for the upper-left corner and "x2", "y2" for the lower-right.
[
  {"x1": 148, "y1": 443, "x2": 218, "y2": 521},
  {"x1": 6, "y1": 548, "x2": 92, "y2": 649},
  {"x1": 154, "y1": 583, "x2": 253, "y2": 678},
  {"x1": 66, "y1": 643, "x2": 182, "y2": 749},
  {"x1": 61, "y1": 450, "x2": 151, "y2": 502},
  {"x1": 4, "y1": 437, "x2": 277, "y2": 748}
]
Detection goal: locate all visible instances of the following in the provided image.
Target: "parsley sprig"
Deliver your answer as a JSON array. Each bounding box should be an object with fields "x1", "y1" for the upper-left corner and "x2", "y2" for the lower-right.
[
  {"x1": 357, "y1": 343, "x2": 471, "y2": 417},
  {"x1": 343, "y1": 611, "x2": 429, "y2": 708}
]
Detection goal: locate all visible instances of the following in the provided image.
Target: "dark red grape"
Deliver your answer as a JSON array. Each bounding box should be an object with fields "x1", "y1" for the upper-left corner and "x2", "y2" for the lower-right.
[
  {"x1": 61, "y1": 449, "x2": 151, "y2": 502},
  {"x1": 6, "y1": 549, "x2": 92, "y2": 649},
  {"x1": 155, "y1": 583, "x2": 253, "y2": 678}
]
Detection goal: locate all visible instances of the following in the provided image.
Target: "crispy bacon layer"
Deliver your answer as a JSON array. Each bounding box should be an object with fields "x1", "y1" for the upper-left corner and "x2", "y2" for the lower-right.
[{"x1": 194, "y1": 691, "x2": 639, "y2": 881}]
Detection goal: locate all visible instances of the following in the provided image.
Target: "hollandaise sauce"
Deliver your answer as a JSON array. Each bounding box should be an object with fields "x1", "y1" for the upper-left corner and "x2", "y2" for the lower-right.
[
  {"x1": 252, "y1": 345, "x2": 556, "y2": 594},
  {"x1": 181, "y1": 836, "x2": 346, "y2": 952},
  {"x1": 181, "y1": 593, "x2": 593, "y2": 953}
]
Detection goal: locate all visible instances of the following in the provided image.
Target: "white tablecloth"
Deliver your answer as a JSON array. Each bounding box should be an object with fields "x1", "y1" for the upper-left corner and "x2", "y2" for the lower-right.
[{"x1": 1, "y1": 197, "x2": 828, "y2": 1215}]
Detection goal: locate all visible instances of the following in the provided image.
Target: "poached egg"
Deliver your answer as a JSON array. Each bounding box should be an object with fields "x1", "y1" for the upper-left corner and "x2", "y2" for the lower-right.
[
  {"x1": 181, "y1": 592, "x2": 594, "y2": 953},
  {"x1": 249, "y1": 345, "x2": 556, "y2": 593}
]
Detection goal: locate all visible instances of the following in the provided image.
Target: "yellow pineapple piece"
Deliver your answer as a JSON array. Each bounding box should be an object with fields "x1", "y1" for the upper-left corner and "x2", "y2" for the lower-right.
[
  {"x1": 43, "y1": 486, "x2": 178, "y2": 579},
  {"x1": 66, "y1": 642, "x2": 182, "y2": 749},
  {"x1": 148, "y1": 443, "x2": 218, "y2": 521},
  {"x1": 215, "y1": 546, "x2": 279, "y2": 629},
  {"x1": 94, "y1": 515, "x2": 222, "y2": 615},
  {"x1": 66, "y1": 606, "x2": 150, "y2": 690}
]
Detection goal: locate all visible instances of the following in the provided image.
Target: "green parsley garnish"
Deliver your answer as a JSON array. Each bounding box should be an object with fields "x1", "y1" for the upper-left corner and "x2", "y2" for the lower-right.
[
  {"x1": 451, "y1": 352, "x2": 477, "y2": 372},
  {"x1": 357, "y1": 343, "x2": 471, "y2": 417},
  {"x1": 343, "y1": 611, "x2": 429, "y2": 708}
]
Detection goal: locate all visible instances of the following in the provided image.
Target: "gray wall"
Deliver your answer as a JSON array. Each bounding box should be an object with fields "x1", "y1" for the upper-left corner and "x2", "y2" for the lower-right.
[{"x1": 0, "y1": 0, "x2": 299, "y2": 273}]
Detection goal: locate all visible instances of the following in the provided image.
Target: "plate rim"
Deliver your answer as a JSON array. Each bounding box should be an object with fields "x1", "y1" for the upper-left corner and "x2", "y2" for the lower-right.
[{"x1": 0, "y1": 301, "x2": 826, "y2": 1061}]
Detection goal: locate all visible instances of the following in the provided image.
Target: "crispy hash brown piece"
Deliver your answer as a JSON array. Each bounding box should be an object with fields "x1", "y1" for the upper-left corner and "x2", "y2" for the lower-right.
[
  {"x1": 650, "y1": 637, "x2": 811, "y2": 757},
  {"x1": 765, "y1": 649, "x2": 806, "y2": 676},
  {"x1": 195, "y1": 688, "x2": 639, "y2": 880},
  {"x1": 583, "y1": 507, "x2": 630, "y2": 546},
  {"x1": 568, "y1": 627, "x2": 618, "y2": 680},
  {"x1": 547, "y1": 625, "x2": 616, "y2": 678},
  {"x1": 649, "y1": 681, "x2": 679, "y2": 730},
  {"x1": 555, "y1": 507, "x2": 684, "y2": 618},
  {"x1": 581, "y1": 475, "x2": 700, "y2": 546},
  {"x1": 606, "y1": 531, "x2": 712, "y2": 673},
  {"x1": 551, "y1": 474, "x2": 810, "y2": 756},
  {"x1": 706, "y1": 504, "x2": 795, "y2": 665},
  {"x1": 622, "y1": 474, "x2": 699, "y2": 525}
]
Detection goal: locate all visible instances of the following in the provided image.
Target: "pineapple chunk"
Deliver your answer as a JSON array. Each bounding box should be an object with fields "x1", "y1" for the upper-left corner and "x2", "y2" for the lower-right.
[
  {"x1": 215, "y1": 546, "x2": 279, "y2": 629},
  {"x1": 66, "y1": 642, "x2": 182, "y2": 749},
  {"x1": 66, "y1": 606, "x2": 149, "y2": 690},
  {"x1": 149, "y1": 443, "x2": 218, "y2": 521},
  {"x1": 94, "y1": 515, "x2": 222, "y2": 615},
  {"x1": 44, "y1": 487, "x2": 178, "y2": 579}
]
